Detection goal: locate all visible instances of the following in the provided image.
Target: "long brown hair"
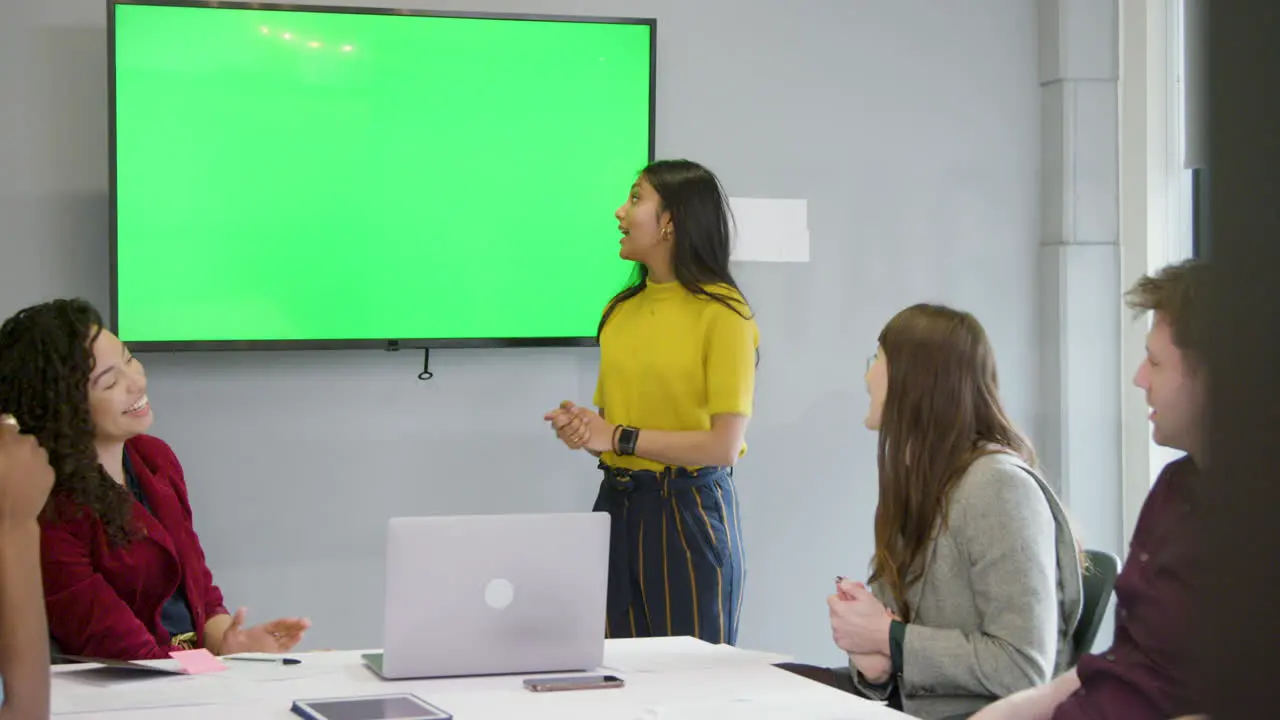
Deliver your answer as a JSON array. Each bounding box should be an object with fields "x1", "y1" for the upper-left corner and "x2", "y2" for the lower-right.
[{"x1": 868, "y1": 304, "x2": 1035, "y2": 621}]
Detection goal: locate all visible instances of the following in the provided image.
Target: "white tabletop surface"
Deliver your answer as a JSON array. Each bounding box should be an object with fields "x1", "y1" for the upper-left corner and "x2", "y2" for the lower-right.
[{"x1": 50, "y1": 637, "x2": 915, "y2": 719}]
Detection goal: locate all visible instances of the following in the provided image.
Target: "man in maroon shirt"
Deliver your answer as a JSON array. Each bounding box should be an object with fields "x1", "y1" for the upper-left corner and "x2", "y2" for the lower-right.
[{"x1": 973, "y1": 259, "x2": 1208, "y2": 720}]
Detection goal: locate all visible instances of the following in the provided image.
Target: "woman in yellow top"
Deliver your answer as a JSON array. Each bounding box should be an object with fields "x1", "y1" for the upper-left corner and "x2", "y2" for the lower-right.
[{"x1": 545, "y1": 159, "x2": 759, "y2": 646}]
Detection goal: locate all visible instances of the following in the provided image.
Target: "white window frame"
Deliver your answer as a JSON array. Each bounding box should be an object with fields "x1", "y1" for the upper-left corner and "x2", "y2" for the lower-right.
[{"x1": 1119, "y1": 0, "x2": 1195, "y2": 545}]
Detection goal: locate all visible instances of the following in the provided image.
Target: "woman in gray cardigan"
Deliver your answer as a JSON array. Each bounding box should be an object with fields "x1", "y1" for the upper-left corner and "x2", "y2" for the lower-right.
[{"x1": 805, "y1": 304, "x2": 1084, "y2": 720}]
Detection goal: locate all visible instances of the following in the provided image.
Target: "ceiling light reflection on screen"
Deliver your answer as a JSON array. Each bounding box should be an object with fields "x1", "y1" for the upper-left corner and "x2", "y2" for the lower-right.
[{"x1": 256, "y1": 25, "x2": 356, "y2": 54}]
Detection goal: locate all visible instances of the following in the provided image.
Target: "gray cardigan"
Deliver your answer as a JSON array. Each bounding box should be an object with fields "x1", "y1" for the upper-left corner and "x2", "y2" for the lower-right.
[{"x1": 850, "y1": 453, "x2": 1084, "y2": 720}]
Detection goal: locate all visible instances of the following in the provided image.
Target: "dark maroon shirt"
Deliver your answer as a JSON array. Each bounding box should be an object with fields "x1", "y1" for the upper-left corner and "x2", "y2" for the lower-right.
[{"x1": 1052, "y1": 455, "x2": 1199, "y2": 720}]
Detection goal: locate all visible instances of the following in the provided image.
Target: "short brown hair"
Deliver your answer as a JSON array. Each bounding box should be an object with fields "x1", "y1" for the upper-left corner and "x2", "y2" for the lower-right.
[{"x1": 1125, "y1": 258, "x2": 1207, "y2": 358}]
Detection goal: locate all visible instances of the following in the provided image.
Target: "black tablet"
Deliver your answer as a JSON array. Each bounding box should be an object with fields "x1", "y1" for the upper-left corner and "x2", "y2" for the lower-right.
[{"x1": 290, "y1": 694, "x2": 452, "y2": 720}]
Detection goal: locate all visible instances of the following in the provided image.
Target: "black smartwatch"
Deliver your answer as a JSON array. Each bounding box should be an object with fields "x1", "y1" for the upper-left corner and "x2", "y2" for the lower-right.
[{"x1": 615, "y1": 425, "x2": 639, "y2": 456}]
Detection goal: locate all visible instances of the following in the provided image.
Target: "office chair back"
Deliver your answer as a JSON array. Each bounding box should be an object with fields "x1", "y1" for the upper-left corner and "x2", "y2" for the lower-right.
[{"x1": 1070, "y1": 549, "x2": 1120, "y2": 666}]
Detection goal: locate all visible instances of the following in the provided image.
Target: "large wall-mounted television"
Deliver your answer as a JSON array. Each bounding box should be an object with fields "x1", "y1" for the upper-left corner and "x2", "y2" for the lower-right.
[{"x1": 109, "y1": 1, "x2": 655, "y2": 350}]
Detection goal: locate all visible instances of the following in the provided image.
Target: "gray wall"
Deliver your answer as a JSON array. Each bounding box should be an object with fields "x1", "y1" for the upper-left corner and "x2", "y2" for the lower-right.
[{"x1": 1, "y1": 0, "x2": 1050, "y2": 665}]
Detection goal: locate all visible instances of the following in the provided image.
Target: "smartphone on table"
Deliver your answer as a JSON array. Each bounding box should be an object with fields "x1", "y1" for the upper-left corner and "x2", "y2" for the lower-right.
[{"x1": 522, "y1": 674, "x2": 626, "y2": 692}]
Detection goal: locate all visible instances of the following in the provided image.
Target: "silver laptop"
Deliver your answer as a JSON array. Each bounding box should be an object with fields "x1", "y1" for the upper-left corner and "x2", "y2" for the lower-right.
[{"x1": 362, "y1": 511, "x2": 610, "y2": 679}]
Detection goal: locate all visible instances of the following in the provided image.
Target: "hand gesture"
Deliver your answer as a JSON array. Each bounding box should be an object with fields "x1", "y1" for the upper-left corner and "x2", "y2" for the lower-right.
[
  {"x1": 217, "y1": 607, "x2": 311, "y2": 655},
  {"x1": 828, "y1": 579, "x2": 893, "y2": 656},
  {"x1": 544, "y1": 401, "x2": 589, "y2": 450},
  {"x1": 832, "y1": 578, "x2": 896, "y2": 684},
  {"x1": 567, "y1": 406, "x2": 616, "y2": 455}
]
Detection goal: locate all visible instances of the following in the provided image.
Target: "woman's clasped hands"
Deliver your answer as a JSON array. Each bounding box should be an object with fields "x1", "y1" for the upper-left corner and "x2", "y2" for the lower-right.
[
  {"x1": 828, "y1": 577, "x2": 898, "y2": 685},
  {"x1": 544, "y1": 401, "x2": 613, "y2": 454}
]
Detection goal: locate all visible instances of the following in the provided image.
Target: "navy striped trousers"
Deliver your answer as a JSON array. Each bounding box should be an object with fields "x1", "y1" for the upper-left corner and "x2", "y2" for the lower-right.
[{"x1": 593, "y1": 463, "x2": 746, "y2": 645}]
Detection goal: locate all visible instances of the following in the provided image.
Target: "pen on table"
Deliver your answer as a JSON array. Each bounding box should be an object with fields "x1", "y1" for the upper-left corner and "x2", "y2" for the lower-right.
[{"x1": 225, "y1": 656, "x2": 302, "y2": 665}]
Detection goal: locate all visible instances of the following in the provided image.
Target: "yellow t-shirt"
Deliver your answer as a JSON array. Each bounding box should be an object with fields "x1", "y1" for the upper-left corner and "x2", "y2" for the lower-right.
[{"x1": 593, "y1": 279, "x2": 759, "y2": 472}]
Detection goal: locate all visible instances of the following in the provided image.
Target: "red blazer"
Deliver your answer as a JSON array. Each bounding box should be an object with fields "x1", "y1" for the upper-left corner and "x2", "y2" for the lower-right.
[{"x1": 40, "y1": 434, "x2": 228, "y2": 660}]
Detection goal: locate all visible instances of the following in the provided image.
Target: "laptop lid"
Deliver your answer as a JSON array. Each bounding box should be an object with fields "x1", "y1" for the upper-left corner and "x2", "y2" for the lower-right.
[{"x1": 378, "y1": 512, "x2": 609, "y2": 679}]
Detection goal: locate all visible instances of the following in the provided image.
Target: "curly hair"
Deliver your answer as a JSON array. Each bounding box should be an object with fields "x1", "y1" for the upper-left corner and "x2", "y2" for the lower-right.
[{"x1": 0, "y1": 298, "x2": 137, "y2": 546}]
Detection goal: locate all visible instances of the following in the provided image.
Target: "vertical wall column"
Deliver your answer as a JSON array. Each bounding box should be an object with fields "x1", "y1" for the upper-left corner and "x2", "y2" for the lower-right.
[{"x1": 1038, "y1": 0, "x2": 1124, "y2": 564}]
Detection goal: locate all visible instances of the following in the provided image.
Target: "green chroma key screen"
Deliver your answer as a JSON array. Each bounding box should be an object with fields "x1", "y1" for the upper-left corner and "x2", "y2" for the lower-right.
[{"x1": 111, "y1": 3, "x2": 652, "y2": 346}]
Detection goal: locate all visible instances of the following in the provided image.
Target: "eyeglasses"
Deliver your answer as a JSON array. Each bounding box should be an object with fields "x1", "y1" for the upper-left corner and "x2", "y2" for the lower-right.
[{"x1": 866, "y1": 354, "x2": 877, "y2": 373}]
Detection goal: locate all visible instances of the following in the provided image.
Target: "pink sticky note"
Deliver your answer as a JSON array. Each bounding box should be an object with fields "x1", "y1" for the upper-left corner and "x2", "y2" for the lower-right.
[{"x1": 169, "y1": 648, "x2": 229, "y2": 674}]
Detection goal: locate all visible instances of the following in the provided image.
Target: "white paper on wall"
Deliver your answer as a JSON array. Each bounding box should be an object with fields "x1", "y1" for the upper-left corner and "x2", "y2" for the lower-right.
[{"x1": 728, "y1": 197, "x2": 810, "y2": 263}]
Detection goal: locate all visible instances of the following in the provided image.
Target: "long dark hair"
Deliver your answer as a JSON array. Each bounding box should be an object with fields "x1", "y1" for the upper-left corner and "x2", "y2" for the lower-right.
[
  {"x1": 597, "y1": 159, "x2": 753, "y2": 337},
  {"x1": 868, "y1": 304, "x2": 1035, "y2": 620},
  {"x1": 0, "y1": 299, "x2": 137, "y2": 546}
]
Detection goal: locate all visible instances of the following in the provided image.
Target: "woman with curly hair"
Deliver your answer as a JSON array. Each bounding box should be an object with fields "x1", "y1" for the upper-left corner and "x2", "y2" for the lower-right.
[{"x1": 0, "y1": 298, "x2": 310, "y2": 660}]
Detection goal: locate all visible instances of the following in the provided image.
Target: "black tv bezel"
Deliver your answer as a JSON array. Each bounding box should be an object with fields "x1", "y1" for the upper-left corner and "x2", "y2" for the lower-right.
[{"x1": 107, "y1": 0, "x2": 656, "y2": 352}]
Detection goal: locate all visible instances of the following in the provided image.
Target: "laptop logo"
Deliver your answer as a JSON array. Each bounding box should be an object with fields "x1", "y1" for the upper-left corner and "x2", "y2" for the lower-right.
[{"x1": 485, "y1": 578, "x2": 515, "y2": 610}]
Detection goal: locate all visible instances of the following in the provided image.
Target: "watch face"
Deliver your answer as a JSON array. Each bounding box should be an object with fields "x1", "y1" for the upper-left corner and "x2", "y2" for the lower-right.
[{"x1": 619, "y1": 426, "x2": 638, "y2": 454}]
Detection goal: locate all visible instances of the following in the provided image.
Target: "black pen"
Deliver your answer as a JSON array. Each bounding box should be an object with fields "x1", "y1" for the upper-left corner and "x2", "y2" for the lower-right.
[{"x1": 226, "y1": 656, "x2": 302, "y2": 665}]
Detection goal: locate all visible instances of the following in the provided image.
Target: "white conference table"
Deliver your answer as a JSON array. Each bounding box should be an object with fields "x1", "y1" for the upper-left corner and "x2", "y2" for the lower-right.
[{"x1": 50, "y1": 637, "x2": 916, "y2": 719}]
